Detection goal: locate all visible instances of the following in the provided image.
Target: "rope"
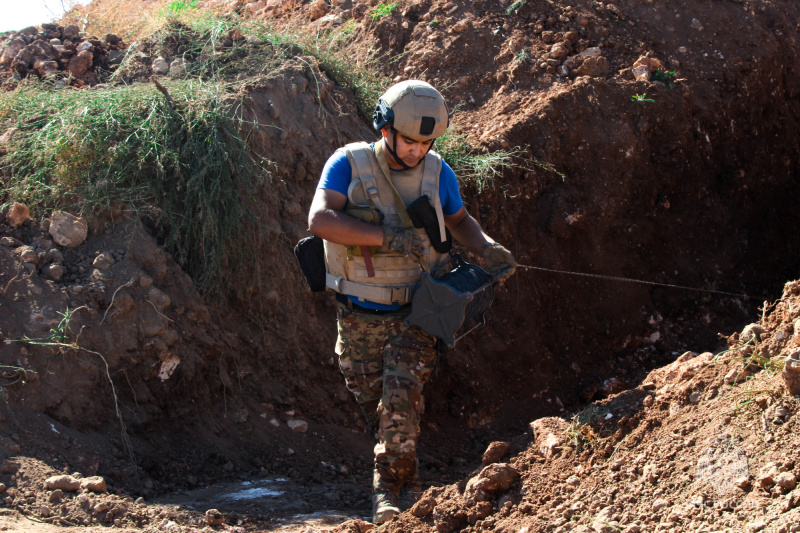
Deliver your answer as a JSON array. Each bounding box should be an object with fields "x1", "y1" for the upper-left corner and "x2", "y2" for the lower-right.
[{"x1": 516, "y1": 264, "x2": 749, "y2": 298}]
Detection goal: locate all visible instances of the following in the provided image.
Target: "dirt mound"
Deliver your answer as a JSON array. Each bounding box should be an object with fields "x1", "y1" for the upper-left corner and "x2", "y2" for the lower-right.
[
  {"x1": 0, "y1": 0, "x2": 799, "y2": 531},
  {"x1": 373, "y1": 280, "x2": 800, "y2": 533}
]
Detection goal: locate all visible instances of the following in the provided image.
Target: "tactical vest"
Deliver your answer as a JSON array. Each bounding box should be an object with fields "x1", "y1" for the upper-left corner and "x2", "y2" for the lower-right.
[{"x1": 324, "y1": 142, "x2": 450, "y2": 305}]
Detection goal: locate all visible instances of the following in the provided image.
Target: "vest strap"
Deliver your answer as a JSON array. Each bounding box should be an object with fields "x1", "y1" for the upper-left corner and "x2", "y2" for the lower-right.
[{"x1": 326, "y1": 273, "x2": 413, "y2": 305}]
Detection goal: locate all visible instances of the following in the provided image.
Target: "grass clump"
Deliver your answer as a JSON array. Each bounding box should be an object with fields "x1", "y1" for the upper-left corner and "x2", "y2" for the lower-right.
[
  {"x1": 567, "y1": 405, "x2": 610, "y2": 450},
  {"x1": 370, "y1": 2, "x2": 398, "y2": 22},
  {"x1": 437, "y1": 131, "x2": 564, "y2": 193},
  {"x1": 0, "y1": 79, "x2": 270, "y2": 297}
]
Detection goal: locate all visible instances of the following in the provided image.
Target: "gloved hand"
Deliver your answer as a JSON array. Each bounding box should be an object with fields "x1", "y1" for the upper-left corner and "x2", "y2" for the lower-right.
[
  {"x1": 482, "y1": 242, "x2": 518, "y2": 282},
  {"x1": 386, "y1": 227, "x2": 425, "y2": 259}
]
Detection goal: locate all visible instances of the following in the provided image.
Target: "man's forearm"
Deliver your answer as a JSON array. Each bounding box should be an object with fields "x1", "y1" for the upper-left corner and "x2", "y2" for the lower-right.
[
  {"x1": 449, "y1": 213, "x2": 494, "y2": 255},
  {"x1": 308, "y1": 208, "x2": 384, "y2": 247}
]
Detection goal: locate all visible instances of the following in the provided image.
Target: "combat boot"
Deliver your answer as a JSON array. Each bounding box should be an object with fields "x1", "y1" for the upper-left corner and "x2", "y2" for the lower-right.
[
  {"x1": 372, "y1": 491, "x2": 400, "y2": 524},
  {"x1": 399, "y1": 484, "x2": 423, "y2": 511}
]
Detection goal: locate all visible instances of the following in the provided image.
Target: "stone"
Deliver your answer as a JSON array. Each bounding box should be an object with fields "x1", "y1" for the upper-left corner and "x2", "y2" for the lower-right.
[
  {"x1": 0, "y1": 236, "x2": 22, "y2": 247},
  {"x1": 775, "y1": 472, "x2": 797, "y2": 491},
  {"x1": 574, "y1": 56, "x2": 610, "y2": 77},
  {"x1": 287, "y1": 419, "x2": 308, "y2": 432},
  {"x1": 77, "y1": 41, "x2": 94, "y2": 53},
  {"x1": 205, "y1": 509, "x2": 224, "y2": 526},
  {"x1": 80, "y1": 476, "x2": 107, "y2": 493},
  {"x1": 7, "y1": 202, "x2": 30, "y2": 227},
  {"x1": 592, "y1": 505, "x2": 618, "y2": 533},
  {"x1": 741, "y1": 323, "x2": 767, "y2": 343},
  {"x1": 45, "y1": 249, "x2": 63, "y2": 263},
  {"x1": 42, "y1": 263, "x2": 65, "y2": 281},
  {"x1": 34, "y1": 60, "x2": 59, "y2": 77},
  {"x1": 309, "y1": 0, "x2": 329, "y2": 20},
  {"x1": 531, "y1": 417, "x2": 569, "y2": 458},
  {"x1": 152, "y1": 57, "x2": 169, "y2": 75},
  {"x1": 49, "y1": 211, "x2": 88, "y2": 247},
  {"x1": 62, "y1": 25, "x2": 80, "y2": 40},
  {"x1": 550, "y1": 42, "x2": 570, "y2": 59},
  {"x1": 17, "y1": 245, "x2": 38, "y2": 264},
  {"x1": 0, "y1": 39, "x2": 26, "y2": 67},
  {"x1": 464, "y1": 463, "x2": 518, "y2": 504},
  {"x1": 67, "y1": 49, "x2": 93, "y2": 76},
  {"x1": 652, "y1": 498, "x2": 669, "y2": 510},
  {"x1": 45, "y1": 475, "x2": 81, "y2": 492},
  {"x1": 601, "y1": 377, "x2": 626, "y2": 395},
  {"x1": 482, "y1": 441, "x2": 511, "y2": 465},
  {"x1": 170, "y1": 57, "x2": 188, "y2": 76},
  {"x1": 758, "y1": 462, "x2": 785, "y2": 488},
  {"x1": 92, "y1": 251, "x2": 114, "y2": 270},
  {"x1": 48, "y1": 489, "x2": 64, "y2": 502},
  {"x1": 410, "y1": 495, "x2": 436, "y2": 517},
  {"x1": 781, "y1": 350, "x2": 800, "y2": 395}
]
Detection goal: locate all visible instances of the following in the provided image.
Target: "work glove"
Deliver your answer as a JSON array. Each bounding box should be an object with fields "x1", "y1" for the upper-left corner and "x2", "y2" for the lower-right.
[
  {"x1": 386, "y1": 227, "x2": 425, "y2": 259},
  {"x1": 482, "y1": 242, "x2": 518, "y2": 283}
]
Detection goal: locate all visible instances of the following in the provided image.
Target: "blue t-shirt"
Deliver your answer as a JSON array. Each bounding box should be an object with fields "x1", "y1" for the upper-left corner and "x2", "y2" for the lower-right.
[{"x1": 317, "y1": 144, "x2": 463, "y2": 310}]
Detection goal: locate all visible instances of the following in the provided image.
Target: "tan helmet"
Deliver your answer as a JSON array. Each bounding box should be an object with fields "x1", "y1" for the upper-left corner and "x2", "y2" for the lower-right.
[{"x1": 373, "y1": 80, "x2": 449, "y2": 141}]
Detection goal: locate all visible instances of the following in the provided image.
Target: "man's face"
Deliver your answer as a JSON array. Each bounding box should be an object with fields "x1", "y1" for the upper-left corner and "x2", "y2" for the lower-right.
[{"x1": 382, "y1": 127, "x2": 433, "y2": 169}]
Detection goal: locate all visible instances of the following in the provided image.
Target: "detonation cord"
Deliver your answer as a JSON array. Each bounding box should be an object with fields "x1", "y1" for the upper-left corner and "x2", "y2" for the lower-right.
[{"x1": 514, "y1": 264, "x2": 750, "y2": 299}]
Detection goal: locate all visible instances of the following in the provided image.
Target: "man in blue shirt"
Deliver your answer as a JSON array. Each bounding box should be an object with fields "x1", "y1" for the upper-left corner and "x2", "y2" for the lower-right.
[{"x1": 307, "y1": 80, "x2": 517, "y2": 524}]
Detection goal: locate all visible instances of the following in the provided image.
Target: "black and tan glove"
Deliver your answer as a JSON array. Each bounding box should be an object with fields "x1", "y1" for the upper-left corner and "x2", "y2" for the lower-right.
[
  {"x1": 482, "y1": 242, "x2": 518, "y2": 282},
  {"x1": 385, "y1": 227, "x2": 425, "y2": 259}
]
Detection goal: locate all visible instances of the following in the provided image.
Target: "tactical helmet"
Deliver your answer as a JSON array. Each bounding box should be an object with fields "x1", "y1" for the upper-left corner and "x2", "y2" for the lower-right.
[{"x1": 373, "y1": 80, "x2": 449, "y2": 141}]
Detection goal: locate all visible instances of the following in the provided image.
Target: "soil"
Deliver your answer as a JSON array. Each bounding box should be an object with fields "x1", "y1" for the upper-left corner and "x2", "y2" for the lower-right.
[{"x1": 0, "y1": 0, "x2": 799, "y2": 532}]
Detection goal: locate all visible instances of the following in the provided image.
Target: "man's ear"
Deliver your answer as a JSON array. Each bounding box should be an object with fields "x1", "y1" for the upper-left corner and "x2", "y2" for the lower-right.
[{"x1": 380, "y1": 125, "x2": 392, "y2": 139}]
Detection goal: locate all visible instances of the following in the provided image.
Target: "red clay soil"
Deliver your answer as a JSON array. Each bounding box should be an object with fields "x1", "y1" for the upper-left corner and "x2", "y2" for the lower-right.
[{"x1": 0, "y1": 0, "x2": 799, "y2": 531}]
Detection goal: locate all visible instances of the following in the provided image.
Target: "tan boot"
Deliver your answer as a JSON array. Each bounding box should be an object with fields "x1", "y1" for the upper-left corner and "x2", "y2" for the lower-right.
[{"x1": 372, "y1": 491, "x2": 400, "y2": 524}]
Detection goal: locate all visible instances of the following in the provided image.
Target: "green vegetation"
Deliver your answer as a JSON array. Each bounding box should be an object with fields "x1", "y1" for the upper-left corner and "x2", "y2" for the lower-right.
[
  {"x1": 165, "y1": 0, "x2": 200, "y2": 15},
  {"x1": 0, "y1": 12, "x2": 552, "y2": 295},
  {"x1": 370, "y1": 2, "x2": 398, "y2": 22},
  {"x1": 650, "y1": 68, "x2": 677, "y2": 88},
  {"x1": 0, "y1": 79, "x2": 269, "y2": 297},
  {"x1": 567, "y1": 404, "x2": 610, "y2": 450},
  {"x1": 506, "y1": 0, "x2": 527, "y2": 15}
]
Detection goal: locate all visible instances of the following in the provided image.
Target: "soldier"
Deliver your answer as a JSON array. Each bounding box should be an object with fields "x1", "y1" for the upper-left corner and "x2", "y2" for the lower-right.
[{"x1": 307, "y1": 80, "x2": 517, "y2": 524}]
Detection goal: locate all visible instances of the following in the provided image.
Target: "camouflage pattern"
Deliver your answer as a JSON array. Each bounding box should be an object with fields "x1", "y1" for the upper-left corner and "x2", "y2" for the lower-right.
[
  {"x1": 387, "y1": 228, "x2": 425, "y2": 259},
  {"x1": 335, "y1": 302, "x2": 438, "y2": 496}
]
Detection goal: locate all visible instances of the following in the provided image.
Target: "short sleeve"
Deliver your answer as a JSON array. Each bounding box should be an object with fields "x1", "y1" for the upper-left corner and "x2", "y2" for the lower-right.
[
  {"x1": 317, "y1": 150, "x2": 352, "y2": 195},
  {"x1": 438, "y1": 160, "x2": 463, "y2": 215}
]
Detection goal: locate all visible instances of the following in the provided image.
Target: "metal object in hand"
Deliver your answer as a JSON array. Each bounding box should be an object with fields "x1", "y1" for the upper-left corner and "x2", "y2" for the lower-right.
[{"x1": 405, "y1": 254, "x2": 495, "y2": 348}]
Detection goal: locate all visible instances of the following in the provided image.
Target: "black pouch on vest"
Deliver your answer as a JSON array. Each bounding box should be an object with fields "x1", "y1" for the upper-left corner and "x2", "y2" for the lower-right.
[
  {"x1": 406, "y1": 195, "x2": 452, "y2": 253},
  {"x1": 294, "y1": 235, "x2": 326, "y2": 292}
]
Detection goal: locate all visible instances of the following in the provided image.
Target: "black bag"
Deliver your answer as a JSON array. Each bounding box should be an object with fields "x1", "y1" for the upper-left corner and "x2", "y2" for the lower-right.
[
  {"x1": 406, "y1": 195, "x2": 452, "y2": 253},
  {"x1": 294, "y1": 235, "x2": 326, "y2": 292}
]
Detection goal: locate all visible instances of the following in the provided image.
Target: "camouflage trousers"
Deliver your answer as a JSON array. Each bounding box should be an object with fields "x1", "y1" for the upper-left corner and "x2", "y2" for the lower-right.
[{"x1": 335, "y1": 301, "x2": 438, "y2": 495}]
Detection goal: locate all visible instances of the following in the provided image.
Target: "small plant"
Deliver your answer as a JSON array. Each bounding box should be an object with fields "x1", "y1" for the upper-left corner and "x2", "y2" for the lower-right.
[
  {"x1": 370, "y1": 2, "x2": 398, "y2": 22},
  {"x1": 506, "y1": 0, "x2": 527, "y2": 15},
  {"x1": 428, "y1": 20, "x2": 441, "y2": 26},
  {"x1": 631, "y1": 93, "x2": 654, "y2": 105},
  {"x1": 514, "y1": 49, "x2": 531, "y2": 65},
  {"x1": 165, "y1": 0, "x2": 200, "y2": 15},
  {"x1": 567, "y1": 405, "x2": 610, "y2": 450},
  {"x1": 650, "y1": 68, "x2": 677, "y2": 88}
]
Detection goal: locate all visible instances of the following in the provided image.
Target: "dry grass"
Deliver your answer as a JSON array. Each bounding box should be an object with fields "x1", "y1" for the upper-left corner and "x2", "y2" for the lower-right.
[{"x1": 57, "y1": 0, "x2": 171, "y2": 40}]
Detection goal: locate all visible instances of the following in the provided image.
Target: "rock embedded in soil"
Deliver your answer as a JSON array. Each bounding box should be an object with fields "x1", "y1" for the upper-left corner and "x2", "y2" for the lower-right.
[
  {"x1": 80, "y1": 476, "x2": 107, "y2": 493},
  {"x1": 482, "y1": 441, "x2": 511, "y2": 465},
  {"x1": 464, "y1": 463, "x2": 519, "y2": 504},
  {"x1": 45, "y1": 474, "x2": 81, "y2": 491},
  {"x1": 6, "y1": 202, "x2": 29, "y2": 227},
  {"x1": 49, "y1": 211, "x2": 88, "y2": 248},
  {"x1": 205, "y1": 508, "x2": 224, "y2": 526},
  {"x1": 287, "y1": 419, "x2": 308, "y2": 432}
]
